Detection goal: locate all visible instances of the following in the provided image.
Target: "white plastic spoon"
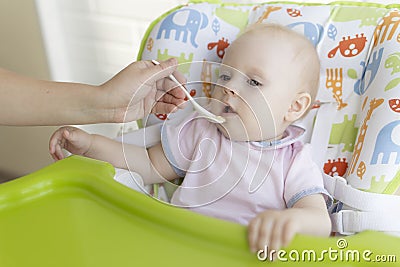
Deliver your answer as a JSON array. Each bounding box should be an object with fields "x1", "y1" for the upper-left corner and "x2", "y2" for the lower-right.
[{"x1": 151, "y1": 60, "x2": 225, "y2": 124}]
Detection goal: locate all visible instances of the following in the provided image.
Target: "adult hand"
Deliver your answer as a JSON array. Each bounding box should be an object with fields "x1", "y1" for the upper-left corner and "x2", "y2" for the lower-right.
[{"x1": 100, "y1": 58, "x2": 187, "y2": 123}]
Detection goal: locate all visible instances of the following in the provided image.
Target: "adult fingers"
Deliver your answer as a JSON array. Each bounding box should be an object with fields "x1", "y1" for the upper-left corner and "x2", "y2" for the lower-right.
[
  {"x1": 145, "y1": 58, "x2": 179, "y2": 85},
  {"x1": 151, "y1": 102, "x2": 179, "y2": 115},
  {"x1": 156, "y1": 90, "x2": 186, "y2": 109},
  {"x1": 156, "y1": 72, "x2": 186, "y2": 100},
  {"x1": 170, "y1": 68, "x2": 187, "y2": 92}
]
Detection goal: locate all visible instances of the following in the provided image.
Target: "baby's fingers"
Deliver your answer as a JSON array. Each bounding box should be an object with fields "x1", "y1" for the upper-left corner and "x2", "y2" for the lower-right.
[
  {"x1": 49, "y1": 127, "x2": 76, "y2": 160},
  {"x1": 49, "y1": 131, "x2": 65, "y2": 160},
  {"x1": 257, "y1": 217, "x2": 274, "y2": 252},
  {"x1": 61, "y1": 127, "x2": 82, "y2": 148},
  {"x1": 248, "y1": 216, "x2": 274, "y2": 254},
  {"x1": 49, "y1": 131, "x2": 61, "y2": 153},
  {"x1": 269, "y1": 219, "x2": 283, "y2": 252},
  {"x1": 248, "y1": 217, "x2": 261, "y2": 253},
  {"x1": 282, "y1": 220, "x2": 297, "y2": 248},
  {"x1": 49, "y1": 139, "x2": 65, "y2": 161},
  {"x1": 53, "y1": 143, "x2": 65, "y2": 161}
]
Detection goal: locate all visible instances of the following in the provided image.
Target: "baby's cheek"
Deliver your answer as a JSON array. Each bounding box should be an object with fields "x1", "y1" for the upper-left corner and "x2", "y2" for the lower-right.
[{"x1": 211, "y1": 85, "x2": 224, "y2": 97}]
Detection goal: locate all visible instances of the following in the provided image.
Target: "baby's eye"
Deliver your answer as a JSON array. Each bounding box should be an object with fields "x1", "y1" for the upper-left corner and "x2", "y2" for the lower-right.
[
  {"x1": 219, "y1": 74, "x2": 230, "y2": 81},
  {"x1": 248, "y1": 79, "x2": 262, "y2": 87}
]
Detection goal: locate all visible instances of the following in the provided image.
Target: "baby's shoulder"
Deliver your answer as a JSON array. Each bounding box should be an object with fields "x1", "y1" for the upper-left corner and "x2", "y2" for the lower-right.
[{"x1": 286, "y1": 141, "x2": 315, "y2": 165}]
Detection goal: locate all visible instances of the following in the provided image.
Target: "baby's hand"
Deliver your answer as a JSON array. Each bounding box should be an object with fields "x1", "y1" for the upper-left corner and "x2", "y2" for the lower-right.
[
  {"x1": 248, "y1": 209, "x2": 300, "y2": 254},
  {"x1": 49, "y1": 126, "x2": 92, "y2": 161}
]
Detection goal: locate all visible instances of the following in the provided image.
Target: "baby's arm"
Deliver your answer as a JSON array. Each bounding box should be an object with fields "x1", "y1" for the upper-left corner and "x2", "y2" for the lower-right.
[
  {"x1": 247, "y1": 194, "x2": 331, "y2": 254},
  {"x1": 49, "y1": 126, "x2": 179, "y2": 184}
]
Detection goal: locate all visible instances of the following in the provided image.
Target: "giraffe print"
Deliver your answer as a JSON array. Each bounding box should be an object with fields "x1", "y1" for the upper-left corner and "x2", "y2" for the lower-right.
[
  {"x1": 256, "y1": 6, "x2": 282, "y2": 23},
  {"x1": 201, "y1": 59, "x2": 212, "y2": 98},
  {"x1": 348, "y1": 98, "x2": 384, "y2": 175},
  {"x1": 373, "y1": 10, "x2": 400, "y2": 47},
  {"x1": 326, "y1": 68, "x2": 348, "y2": 110}
]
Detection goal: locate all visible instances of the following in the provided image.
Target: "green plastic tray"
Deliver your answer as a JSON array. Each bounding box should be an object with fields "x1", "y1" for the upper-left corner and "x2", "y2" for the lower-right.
[{"x1": 0, "y1": 156, "x2": 398, "y2": 266}]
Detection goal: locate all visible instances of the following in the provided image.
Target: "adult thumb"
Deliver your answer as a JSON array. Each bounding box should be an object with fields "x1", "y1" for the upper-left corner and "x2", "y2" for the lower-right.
[{"x1": 144, "y1": 58, "x2": 178, "y2": 84}]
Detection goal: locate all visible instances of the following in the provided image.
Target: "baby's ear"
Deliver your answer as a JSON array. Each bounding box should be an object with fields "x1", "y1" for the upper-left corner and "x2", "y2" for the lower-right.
[{"x1": 284, "y1": 92, "x2": 312, "y2": 122}]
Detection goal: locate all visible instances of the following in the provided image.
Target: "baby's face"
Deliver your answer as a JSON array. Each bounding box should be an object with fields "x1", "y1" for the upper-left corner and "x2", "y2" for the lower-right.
[{"x1": 210, "y1": 28, "x2": 303, "y2": 142}]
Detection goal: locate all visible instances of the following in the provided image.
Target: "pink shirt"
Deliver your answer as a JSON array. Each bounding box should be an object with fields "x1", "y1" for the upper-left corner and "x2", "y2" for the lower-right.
[{"x1": 161, "y1": 113, "x2": 330, "y2": 225}]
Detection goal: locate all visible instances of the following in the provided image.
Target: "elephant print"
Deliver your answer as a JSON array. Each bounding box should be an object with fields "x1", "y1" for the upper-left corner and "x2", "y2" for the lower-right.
[
  {"x1": 286, "y1": 22, "x2": 324, "y2": 47},
  {"x1": 371, "y1": 120, "x2": 400, "y2": 165},
  {"x1": 156, "y1": 9, "x2": 209, "y2": 48},
  {"x1": 354, "y1": 47, "x2": 384, "y2": 95}
]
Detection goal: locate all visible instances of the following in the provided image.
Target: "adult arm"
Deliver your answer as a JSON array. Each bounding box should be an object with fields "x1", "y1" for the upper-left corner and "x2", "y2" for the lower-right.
[{"x1": 0, "y1": 58, "x2": 186, "y2": 126}]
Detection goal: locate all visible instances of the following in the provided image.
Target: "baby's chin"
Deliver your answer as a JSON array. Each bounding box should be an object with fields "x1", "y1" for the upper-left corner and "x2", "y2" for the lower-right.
[
  {"x1": 215, "y1": 123, "x2": 260, "y2": 142},
  {"x1": 215, "y1": 119, "x2": 280, "y2": 142}
]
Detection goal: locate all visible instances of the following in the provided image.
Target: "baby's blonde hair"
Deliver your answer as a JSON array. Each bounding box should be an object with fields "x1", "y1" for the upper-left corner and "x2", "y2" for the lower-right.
[{"x1": 242, "y1": 23, "x2": 320, "y2": 106}]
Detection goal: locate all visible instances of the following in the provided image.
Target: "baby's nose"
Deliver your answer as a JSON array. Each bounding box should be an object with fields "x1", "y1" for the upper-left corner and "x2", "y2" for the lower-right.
[{"x1": 223, "y1": 86, "x2": 236, "y2": 96}]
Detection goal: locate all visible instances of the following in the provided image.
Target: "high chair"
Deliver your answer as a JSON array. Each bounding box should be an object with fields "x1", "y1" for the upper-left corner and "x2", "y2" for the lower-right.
[{"x1": 1, "y1": 1, "x2": 400, "y2": 266}]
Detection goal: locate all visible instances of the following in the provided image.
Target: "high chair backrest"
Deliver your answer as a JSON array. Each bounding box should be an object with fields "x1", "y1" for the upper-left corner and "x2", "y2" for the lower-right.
[{"x1": 138, "y1": 1, "x2": 400, "y2": 203}]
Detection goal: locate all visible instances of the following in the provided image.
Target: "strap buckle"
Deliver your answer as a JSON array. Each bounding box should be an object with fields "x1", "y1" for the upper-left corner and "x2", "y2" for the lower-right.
[
  {"x1": 333, "y1": 175, "x2": 348, "y2": 198},
  {"x1": 331, "y1": 209, "x2": 356, "y2": 235}
]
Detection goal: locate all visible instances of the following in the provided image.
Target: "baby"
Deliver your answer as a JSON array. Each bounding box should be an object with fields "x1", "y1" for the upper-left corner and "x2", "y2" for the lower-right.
[{"x1": 49, "y1": 23, "x2": 331, "y2": 254}]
